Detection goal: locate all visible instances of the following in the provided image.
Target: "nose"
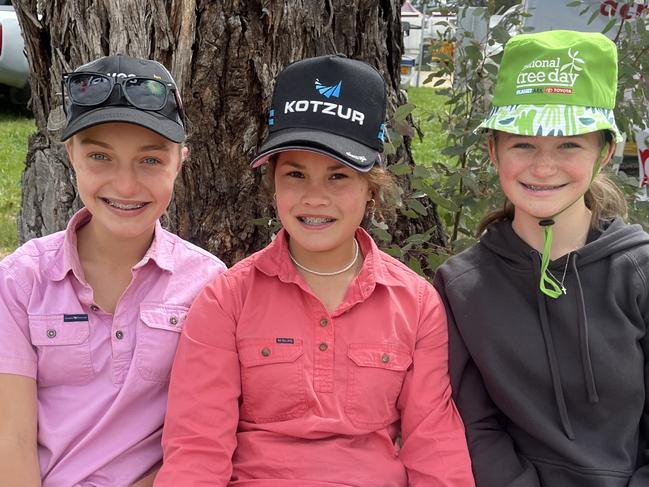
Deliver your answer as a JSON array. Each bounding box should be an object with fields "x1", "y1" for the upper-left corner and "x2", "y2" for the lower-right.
[
  {"x1": 301, "y1": 180, "x2": 330, "y2": 207},
  {"x1": 112, "y1": 163, "x2": 140, "y2": 197},
  {"x1": 530, "y1": 151, "x2": 558, "y2": 178}
]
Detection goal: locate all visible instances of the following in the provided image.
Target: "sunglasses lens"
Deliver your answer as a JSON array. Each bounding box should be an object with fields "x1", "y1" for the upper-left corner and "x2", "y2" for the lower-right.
[
  {"x1": 68, "y1": 74, "x2": 112, "y2": 105},
  {"x1": 124, "y1": 78, "x2": 167, "y2": 110}
]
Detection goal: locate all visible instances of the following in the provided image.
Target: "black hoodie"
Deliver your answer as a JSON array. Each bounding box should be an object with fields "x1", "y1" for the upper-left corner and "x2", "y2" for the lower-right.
[{"x1": 433, "y1": 218, "x2": 649, "y2": 487}]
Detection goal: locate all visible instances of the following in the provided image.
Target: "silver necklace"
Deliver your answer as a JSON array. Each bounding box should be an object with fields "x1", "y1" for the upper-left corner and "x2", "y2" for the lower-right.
[
  {"x1": 289, "y1": 238, "x2": 359, "y2": 276},
  {"x1": 546, "y1": 251, "x2": 571, "y2": 295}
]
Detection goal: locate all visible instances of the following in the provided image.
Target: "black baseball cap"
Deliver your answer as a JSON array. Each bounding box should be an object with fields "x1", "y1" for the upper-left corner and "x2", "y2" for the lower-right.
[
  {"x1": 250, "y1": 54, "x2": 387, "y2": 172},
  {"x1": 60, "y1": 54, "x2": 185, "y2": 143}
]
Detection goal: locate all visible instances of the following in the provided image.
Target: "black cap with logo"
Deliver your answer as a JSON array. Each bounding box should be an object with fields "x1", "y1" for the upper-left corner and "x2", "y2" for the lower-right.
[
  {"x1": 251, "y1": 54, "x2": 387, "y2": 172},
  {"x1": 60, "y1": 54, "x2": 185, "y2": 143}
]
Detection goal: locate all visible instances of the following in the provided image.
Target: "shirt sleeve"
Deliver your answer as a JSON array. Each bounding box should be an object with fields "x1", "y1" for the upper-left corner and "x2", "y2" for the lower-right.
[
  {"x1": 397, "y1": 281, "x2": 475, "y2": 487},
  {"x1": 433, "y1": 270, "x2": 541, "y2": 487},
  {"x1": 629, "y1": 262, "x2": 649, "y2": 487},
  {"x1": 0, "y1": 262, "x2": 37, "y2": 378},
  {"x1": 155, "y1": 274, "x2": 240, "y2": 487}
]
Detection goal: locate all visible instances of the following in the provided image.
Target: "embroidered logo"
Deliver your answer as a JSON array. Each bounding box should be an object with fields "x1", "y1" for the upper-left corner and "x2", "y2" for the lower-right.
[
  {"x1": 276, "y1": 337, "x2": 295, "y2": 344},
  {"x1": 63, "y1": 314, "x2": 89, "y2": 322},
  {"x1": 515, "y1": 48, "x2": 584, "y2": 95}
]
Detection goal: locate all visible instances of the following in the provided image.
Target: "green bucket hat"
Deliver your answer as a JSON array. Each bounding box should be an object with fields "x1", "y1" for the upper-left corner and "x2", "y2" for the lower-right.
[{"x1": 477, "y1": 30, "x2": 623, "y2": 143}]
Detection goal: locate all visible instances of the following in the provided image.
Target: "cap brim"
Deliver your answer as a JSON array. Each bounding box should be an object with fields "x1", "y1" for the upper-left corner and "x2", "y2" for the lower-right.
[
  {"x1": 60, "y1": 106, "x2": 185, "y2": 143},
  {"x1": 250, "y1": 129, "x2": 381, "y2": 172},
  {"x1": 476, "y1": 104, "x2": 623, "y2": 143}
]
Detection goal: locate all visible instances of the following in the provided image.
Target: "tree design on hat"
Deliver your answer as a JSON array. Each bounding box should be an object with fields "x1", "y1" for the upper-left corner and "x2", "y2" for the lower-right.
[{"x1": 560, "y1": 48, "x2": 585, "y2": 75}]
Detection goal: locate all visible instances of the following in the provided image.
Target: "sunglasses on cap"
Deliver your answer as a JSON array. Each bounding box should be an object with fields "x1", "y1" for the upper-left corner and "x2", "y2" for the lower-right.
[{"x1": 62, "y1": 72, "x2": 185, "y2": 123}]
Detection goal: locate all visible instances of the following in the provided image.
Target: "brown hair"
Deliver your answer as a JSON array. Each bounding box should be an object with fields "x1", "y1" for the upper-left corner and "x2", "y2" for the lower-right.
[{"x1": 477, "y1": 130, "x2": 628, "y2": 236}]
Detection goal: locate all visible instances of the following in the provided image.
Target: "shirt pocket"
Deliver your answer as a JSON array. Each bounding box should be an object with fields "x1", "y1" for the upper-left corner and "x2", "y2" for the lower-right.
[
  {"x1": 135, "y1": 303, "x2": 188, "y2": 383},
  {"x1": 238, "y1": 338, "x2": 307, "y2": 423},
  {"x1": 345, "y1": 343, "x2": 413, "y2": 429},
  {"x1": 28, "y1": 314, "x2": 95, "y2": 387}
]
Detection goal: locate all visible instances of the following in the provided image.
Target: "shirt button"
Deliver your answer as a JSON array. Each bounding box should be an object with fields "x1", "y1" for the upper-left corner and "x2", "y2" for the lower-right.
[
  {"x1": 46, "y1": 329, "x2": 56, "y2": 338},
  {"x1": 319, "y1": 343, "x2": 328, "y2": 352},
  {"x1": 115, "y1": 330, "x2": 124, "y2": 340},
  {"x1": 169, "y1": 316, "x2": 178, "y2": 326},
  {"x1": 319, "y1": 318, "x2": 328, "y2": 327},
  {"x1": 261, "y1": 347, "x2": 271, "y2": 357},
  {"x1": 90, "y1": 304, "x2": 99, "y2": 312},
  {"x1": 381, "y1": 353, "x2": 390, "y2": 364}
]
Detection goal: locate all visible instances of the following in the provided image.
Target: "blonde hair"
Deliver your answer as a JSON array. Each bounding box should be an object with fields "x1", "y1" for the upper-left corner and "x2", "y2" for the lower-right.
[{"x1": 477, "y1": 131, "x2": 628, "y2": 236}]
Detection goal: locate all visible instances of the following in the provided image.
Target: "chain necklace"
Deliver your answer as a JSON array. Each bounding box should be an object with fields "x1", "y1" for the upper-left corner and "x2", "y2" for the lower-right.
[
  {"x1": 546, "y1": 251, "x2": 571, "y2": 295},
  {"x1": 289, "y1": 238, "x2": 359, "y2": 276}
]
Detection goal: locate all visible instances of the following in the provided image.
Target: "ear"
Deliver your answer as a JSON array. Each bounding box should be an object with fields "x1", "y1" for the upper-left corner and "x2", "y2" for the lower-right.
[
  {"x1": 64, "y1": 140, "x2": 76, "y2": 170},
  {"x1": 178, "y1": 145, "x2": 189, "y2": 174},
  {"x1": 487, "y1": 135, "x2": 499, "y2": 170},
  {"x1": 599, "y1": 140, "x2": 616, "y2": 169}
]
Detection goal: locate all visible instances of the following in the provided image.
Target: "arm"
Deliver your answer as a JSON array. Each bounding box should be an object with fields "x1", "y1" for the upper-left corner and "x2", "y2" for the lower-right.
[
  {"x1": 628, "y1": 267, "x2": 649, "y2": 486},
  {"x1": 0, "y1": 373, "x2": 41, "y2": 486},
  {"x1": 154, "y1": 276, "x2": 240, "y2": 486},
  {"x1": 433, "y1": 271, "x2": 540, "y2": 487},
  {"x1": 397, "y1": 282, "x2": 475, "y2": 487},
  {"x1": 0, "y1": 264, "x2": 41, "y2": 485}
]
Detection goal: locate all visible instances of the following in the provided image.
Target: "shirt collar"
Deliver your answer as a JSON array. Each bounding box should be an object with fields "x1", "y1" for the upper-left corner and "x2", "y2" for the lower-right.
[
  {"x1": 253, "y1": 227, "x2": 396, "y2": 293},
  {"x1": 45, "y1": 208, "x2": 174, "y2": 282}
]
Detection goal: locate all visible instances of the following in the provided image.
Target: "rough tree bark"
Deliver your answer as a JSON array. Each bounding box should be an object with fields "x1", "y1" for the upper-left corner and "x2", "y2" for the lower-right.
[{"x1": 14, "y1": 0, "x2": 444, "y2": 266}]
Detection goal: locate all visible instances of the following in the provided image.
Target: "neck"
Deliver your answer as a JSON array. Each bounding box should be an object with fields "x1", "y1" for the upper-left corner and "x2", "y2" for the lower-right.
[
  {"x1": 288, "y1": 236, "x2": 359, "y2": 277},
  {"x1": 512, "y1": 202, "x2": 592, "y2": 260},
  {"x1": 77, "y1": 219, "x2": 154, "y2": 270}
]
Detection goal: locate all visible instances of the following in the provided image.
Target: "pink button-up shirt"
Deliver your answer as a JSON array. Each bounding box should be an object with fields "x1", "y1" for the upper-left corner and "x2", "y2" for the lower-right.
[
  {"x1": 0, "y1": 208, "x2": 226, "y2": 487},
  {"x1": 157, "y1": 228, "x2": 474, "y2": 486}
]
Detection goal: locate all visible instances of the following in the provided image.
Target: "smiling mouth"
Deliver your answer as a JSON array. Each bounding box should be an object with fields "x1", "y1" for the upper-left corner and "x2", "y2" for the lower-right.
[
  {"x1": 101, "y1": 198, "x2": 148, "y2": 210},
  {"x1": 521, "y1": 183, "x2": 567, "y2": 191},
  {"x1": 298, "y1": 216, "x2": 335, "y2": 225}
]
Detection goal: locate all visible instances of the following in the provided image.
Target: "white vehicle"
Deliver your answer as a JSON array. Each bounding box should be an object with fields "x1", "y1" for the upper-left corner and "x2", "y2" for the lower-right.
[{"x1": 0, "y1": 1, "x2": 29, "y2": 103}]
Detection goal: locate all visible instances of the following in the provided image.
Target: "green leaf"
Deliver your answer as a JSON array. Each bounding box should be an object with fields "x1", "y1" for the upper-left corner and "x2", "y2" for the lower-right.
[
  {"x1": 407, "y1": 257, "x2": 425, "y2": 277},
  {"x1": 371, "y1": 227, "x2": 392, "y2": 242},
  {"x1": 566, "y1": 0, "x2": 581, "y2": 6},
  {"x1": 394, "y1": 103, "x2": 416, "y2": 122},
  {"x1": 587, "y1": 9, "x2": 600, "y2": 25},
  {"x1": 426, "y1": 190, "x2": 461, "y2": 212},
  {"x1": 407, "y1": 198, "x2": 428, "y2": 216},
  {"x1": 389, "y1": 162, "x2": 412, "y2": 176},
  {"x1": 405, "y1": 233, "x2": 431, "y2": 245},
  {"x1": 601, "y1": 18, "x2": 617, "y2": 35}
]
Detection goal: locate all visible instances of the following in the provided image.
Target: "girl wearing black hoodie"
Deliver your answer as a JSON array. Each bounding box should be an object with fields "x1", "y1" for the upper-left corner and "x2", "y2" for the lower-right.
[{"x1": 434, "y1": 30, "x2": 649, "y2": 486}]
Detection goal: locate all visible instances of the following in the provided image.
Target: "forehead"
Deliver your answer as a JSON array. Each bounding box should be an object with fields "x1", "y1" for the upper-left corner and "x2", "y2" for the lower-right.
[
  {"x1": 496, "y1": 131, "x2": 602, "y2": 144},
  {"x1": 276, "y1": 150, "x2": 347, "y2": 170}
]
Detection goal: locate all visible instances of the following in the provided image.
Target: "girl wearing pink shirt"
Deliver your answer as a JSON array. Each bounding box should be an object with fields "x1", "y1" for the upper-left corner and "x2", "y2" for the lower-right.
[
  {"x1": 0, "y1": 55, "x2": 226, "y2": 486},
  {"x1": 156, "y1": 55, "x2": 474, "y2": 486}
]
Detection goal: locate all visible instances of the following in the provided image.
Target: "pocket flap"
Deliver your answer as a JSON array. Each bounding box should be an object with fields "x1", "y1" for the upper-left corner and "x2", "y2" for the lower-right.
[
  {"x1": 347, "y1": 343, "x2": 412, "y2": 371},
  {"x1": 239, "y1": 339, "x2": 304, "y2": 367},
  {"x1": 29, "y1": 315, "x2": 90, "y2": 346},
  {"x1": 139, "y1": 303, "x2": 189, "y2": 333}
]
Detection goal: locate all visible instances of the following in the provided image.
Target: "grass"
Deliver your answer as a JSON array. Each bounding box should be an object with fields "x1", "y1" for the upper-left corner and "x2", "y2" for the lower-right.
[
  {"x1": 0, "y1": 111, "x2": 34, "y2": 257},
  {"x1": 405, "y1": 86, "x2": 449, "y2": 166}
]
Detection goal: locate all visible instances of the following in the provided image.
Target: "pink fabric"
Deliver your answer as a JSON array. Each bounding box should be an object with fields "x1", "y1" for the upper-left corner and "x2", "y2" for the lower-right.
[
  {"x1": 0, "y1": 208, "x2": 226, "y2": 487},
  {"x1": 157, "y1": 228, "x2": 474, "y2": 487}
]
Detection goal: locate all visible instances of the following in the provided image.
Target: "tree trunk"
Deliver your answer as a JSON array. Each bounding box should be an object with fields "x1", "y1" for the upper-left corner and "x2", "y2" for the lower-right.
[{"x1": 14, "y1": 0, "x2": 444, "y2": 266}]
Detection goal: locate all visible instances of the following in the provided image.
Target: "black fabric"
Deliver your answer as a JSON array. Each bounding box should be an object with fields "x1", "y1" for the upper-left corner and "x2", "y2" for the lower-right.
[
  {"x1": 60, "y1": 54, "x2": 184, "y2": 142},
  {"x1": 434, "y1": 218, "x2": 649, "y2": 486},
  {"x1": 251, "y1": 54, "x2": 386, "y2": 171}
]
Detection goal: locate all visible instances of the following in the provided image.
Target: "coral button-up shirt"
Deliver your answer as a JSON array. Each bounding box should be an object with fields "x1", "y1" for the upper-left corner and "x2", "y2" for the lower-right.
[
  {"x1": 157, "y1": 228, "x2": 474, "y2": 487},
  {"x1": 0, "y1": 208, "x2": 226, "y2": 487}
]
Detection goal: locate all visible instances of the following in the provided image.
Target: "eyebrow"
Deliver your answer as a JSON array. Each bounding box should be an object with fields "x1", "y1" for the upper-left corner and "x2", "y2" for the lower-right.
[
  {"x1": 280, "y1": 160, "x2": 346, "y2": 171},
  {"x1": 78, "y1": 138, "x2": 170, "y2": 152}
]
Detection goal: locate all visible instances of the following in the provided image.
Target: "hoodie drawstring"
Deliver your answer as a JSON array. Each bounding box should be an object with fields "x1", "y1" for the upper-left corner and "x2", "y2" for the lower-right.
[
  {"x1": 532, "y1": 252, "x2": 576, "y2": 440},
  {"x1": 571, "y1": 254, "x2": 600, "y2": 404}
]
